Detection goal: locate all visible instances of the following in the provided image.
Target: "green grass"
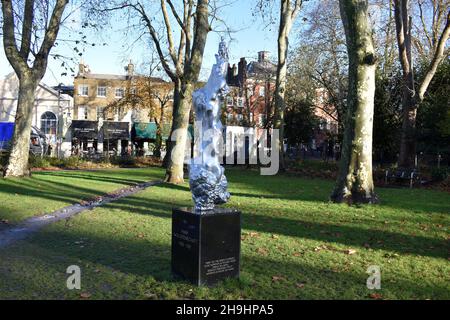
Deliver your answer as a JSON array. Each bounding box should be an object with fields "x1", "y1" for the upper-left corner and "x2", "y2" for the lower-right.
[
  {"x1": 0, "y1": 167, "x2": 449, "y2": 299},
  {"x1": 0, "y1": 168, "x2": 164, "y2": 223}
]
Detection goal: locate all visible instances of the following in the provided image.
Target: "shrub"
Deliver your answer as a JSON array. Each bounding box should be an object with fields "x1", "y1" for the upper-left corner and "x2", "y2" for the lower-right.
[
  {"x1": 109, "y1": 155, "x2": 136, "y2": 167},
  {"x1": 431, "y1": 167, "x2": 449, "y2": 182},
  {"x1": 0, "y1": 153, "x2": 7, "y2": 167},
  {"x1": 29, "y1": 155, "x2": 51, "y2": 168}
]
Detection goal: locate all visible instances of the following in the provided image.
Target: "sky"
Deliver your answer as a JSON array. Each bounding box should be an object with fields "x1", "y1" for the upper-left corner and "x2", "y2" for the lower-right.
[{"x1": 0, "y1": 1, "x2": 281, "y2": 87}]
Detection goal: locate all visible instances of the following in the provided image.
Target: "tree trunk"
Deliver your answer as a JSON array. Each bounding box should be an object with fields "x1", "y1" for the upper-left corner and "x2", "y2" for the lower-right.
[
  {"x1": 394, "y1": 1, "x2": 450, "y2": 168},
  {"x1": 163, "y1": 78, "x2": 182, "y2": 168},
  {"x1": 164, "y1": 0, "x2": 209, "y2": 184},
  {"x1": 394, "y1": 0, "x2": 416, "y2": 168},
  {"x1": 3, "y1": 75, "x2": 38, "y2": 177},
  {"x1": 273, "y1": 0, "x2": 293, "y2": 172},
  {"x1": 398, "y1": 85, "x2": 417, "y2": 168},
  {"x1": 164, "y1": 83, "x2": 193, "y2": 183},
  {"x1": 331, "y1": 0, "x2": 378, "y2": 204}
]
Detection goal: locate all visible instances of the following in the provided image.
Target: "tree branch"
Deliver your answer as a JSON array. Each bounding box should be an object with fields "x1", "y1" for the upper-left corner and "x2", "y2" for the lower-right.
[
  {"x1": 1, "y1": 0, "x2": 29, "y2": 74},
  {"x1": 34, "y1": 0, "x2": 69, "y2": 77},
  {"x1": 19, "y1": 0, "x2": 35, "y2": 60},
  {"x1": 418, "y1": 10, "x2": 450, "y2": 101}
]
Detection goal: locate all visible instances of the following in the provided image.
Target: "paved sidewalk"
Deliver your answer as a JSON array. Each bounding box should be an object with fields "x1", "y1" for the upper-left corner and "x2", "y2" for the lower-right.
[{"x1": 0, "y1": 180, "x2": 162, "y2": 248}]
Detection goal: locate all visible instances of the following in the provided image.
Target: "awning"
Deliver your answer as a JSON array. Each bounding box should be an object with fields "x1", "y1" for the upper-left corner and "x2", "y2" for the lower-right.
[
  {"x1": 132, "y1": 123, "x2": 193, "y2": 141},
  {"x1": 71, "y1": 120, "x2": 98, "y2": 139},
  {"x1": 132, "y1": 122, "x2": 157, "y2": 141},
  {"x1": 102, "y1": 121, "x2": 130, "y2": 140}
]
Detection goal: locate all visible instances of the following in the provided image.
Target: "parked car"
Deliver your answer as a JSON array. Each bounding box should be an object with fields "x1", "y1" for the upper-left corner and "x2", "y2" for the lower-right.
[{"x1": 0, "y1": 122, "x2": 48, "y2": 156}]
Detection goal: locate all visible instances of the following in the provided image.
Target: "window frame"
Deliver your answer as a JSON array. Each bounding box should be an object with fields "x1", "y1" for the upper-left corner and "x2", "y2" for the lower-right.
[
  {"x1": 78, "y1": 85, "x2": 89, "y2": 97},
  {"x1": 97, "y1": 86, "x2": 107, "y2": 98},
  {"x1": 115, "y1": 87, "x2": 125, "y2": 98},
  {"x1": 40, "y1": 111, "x2": 58, "y2": 135}
]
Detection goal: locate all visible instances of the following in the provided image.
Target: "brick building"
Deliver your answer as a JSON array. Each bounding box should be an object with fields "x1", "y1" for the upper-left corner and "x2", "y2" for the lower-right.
[
  {"x1": 225, "y1": 51, "x2": 276, "y2": 131},
  {"x1": 72, "y1": 61, "x2": 172, "y2": 155}
]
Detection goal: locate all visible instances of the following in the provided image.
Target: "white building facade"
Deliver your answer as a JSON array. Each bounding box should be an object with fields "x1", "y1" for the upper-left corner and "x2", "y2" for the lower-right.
[{"x1": 0, "y1": 73, "x2": 74, "y2": 157}]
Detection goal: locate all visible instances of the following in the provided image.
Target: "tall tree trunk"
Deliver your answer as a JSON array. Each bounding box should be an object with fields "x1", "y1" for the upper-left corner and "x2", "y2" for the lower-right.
[
  {"x1": 163, "y1": 78, "x2": 182, "y2": 168},
  {"x1": 3, "y1": 75, "x2": 38, "y2": 177},
  {"x1": 398, "y1": 81, "x2": 417, "y2": 168},
  {"x1": 273, "y1": 1, "x2": 292, "y2": 171},
  {"x1": 395, "y1": 0, "x2": 416, "y2": 168},
  {"x1": 394, "y1": 1, "x2": 450, "y2": 168},
  {"x1": 164, "y1": 0, "x2": 209, "y2": 184},
  {"x1": 274, "y1": 0, "x2": 302, "y2": 171},
  {"x1": 331, "y1": 0, "x2": 378, "y2": 204},
  {"x1": 1, "y1": 0, "x2": 68, "y2": 177},
  {"x1": 165, "y1": 84, "x2": 193, "y2": 183}
]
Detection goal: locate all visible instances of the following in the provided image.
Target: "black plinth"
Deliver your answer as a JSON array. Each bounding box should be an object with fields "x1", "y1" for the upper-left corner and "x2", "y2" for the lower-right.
[{"x1": 171, "y1": 207, "x2": 241, "y2": 286}]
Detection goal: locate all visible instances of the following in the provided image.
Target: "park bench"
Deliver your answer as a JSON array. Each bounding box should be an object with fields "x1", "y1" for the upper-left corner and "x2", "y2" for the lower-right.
[{"x1": 385, "y1": 168, "x2": 421, "y2": 188}]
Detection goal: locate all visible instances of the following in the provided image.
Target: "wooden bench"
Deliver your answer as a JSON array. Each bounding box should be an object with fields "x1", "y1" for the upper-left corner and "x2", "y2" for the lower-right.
[{"x1": 385, "y1": 168, "x2": 421, "y2": 188}]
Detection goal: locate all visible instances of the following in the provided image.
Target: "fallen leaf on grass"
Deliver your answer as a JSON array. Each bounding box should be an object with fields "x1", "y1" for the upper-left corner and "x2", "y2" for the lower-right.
[
  {"x1": 257, "y1": 247, "x2": 268, "y2": 256},
  {"x1": 369, "y1": 293, "x2": 383, "y2": 300},
  {"x1": 271, "y1": 234, "x2": 279, "y2": 240},
  {"x1": 296, "y1": 282, "x2": 305, "y2": 289},
  {"x1": 271, "y1": 275, "x2": 286, "y2": 282},
  {"x1": 80, "y1": 292, "x2": 91, "y2": 299},
  {"x1": 344, "y1": 249, "x2": 357, "y2": 255}
]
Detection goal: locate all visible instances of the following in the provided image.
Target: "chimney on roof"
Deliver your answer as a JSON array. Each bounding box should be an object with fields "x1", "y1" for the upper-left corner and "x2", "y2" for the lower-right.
[
  {"x1": 125, "y1": 60, "x2": 134, "y2": 78},
  {"x1": 78, "y1": 59, "x2": 88, "y2": 76},
  {"x1": 258, "y1": 51, "x2": 270, "y2": 63}
]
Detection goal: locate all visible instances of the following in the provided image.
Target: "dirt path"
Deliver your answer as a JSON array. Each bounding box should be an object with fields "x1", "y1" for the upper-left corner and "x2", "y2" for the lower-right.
[{"x1": 0, "y1": 180, "x2": 162, "y2": 249}]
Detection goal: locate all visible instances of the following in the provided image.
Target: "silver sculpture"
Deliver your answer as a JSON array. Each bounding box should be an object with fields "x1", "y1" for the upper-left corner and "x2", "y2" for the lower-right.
[{"x1": 189, "y1": 38, "x2": 231, "y2": 211}]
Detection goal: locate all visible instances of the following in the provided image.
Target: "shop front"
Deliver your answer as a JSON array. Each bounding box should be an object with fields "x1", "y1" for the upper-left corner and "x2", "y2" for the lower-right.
[
  {"x1": 101, "y1": 121, "x2": 130, "y2": 155},
  {"x1": 71, "y1": 120, "x2": 98, "y2": 155}
]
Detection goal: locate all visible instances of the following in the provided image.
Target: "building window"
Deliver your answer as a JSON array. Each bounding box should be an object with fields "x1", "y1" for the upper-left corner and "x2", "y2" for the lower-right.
[
  {"x1": 226, "y1": 96, "x2": 234, "y2": 107},
  {"x1": 115, "y1": 87, "x2": 124, "y2": 98},
  {"x1": 97, "y1": 86, "x2": 106, "y2": 97},
  {"x1": 78, "y1": 85, "x2": 89, "y2": 96},
  {"x1": 78, "y1": 106, "x2": 88, "y2": 120},
  {"x1": 227, "y1": 113, "x2": 234, "y2": 123},
  {"x1": 236, "y1": 97, "x2": 244, "y2": 108},
  {"x1": 259, "y1": 86, "x2": 265, "y2": 97},
  {"x1": 249, "y1": 112, "x2": 254, "y2": 122},
  {"x1": 236, "y1": 114, "x2": 243, "y2": 122},
  {"x1": 96, "y1": 106, "x2": 104, "y2": 120},
  {"x1": 130, "y1": 87, "x2": 137, "y2": 95},
  {"x1": 40, "y1": 111, "x2": 57, "y2": 135}
]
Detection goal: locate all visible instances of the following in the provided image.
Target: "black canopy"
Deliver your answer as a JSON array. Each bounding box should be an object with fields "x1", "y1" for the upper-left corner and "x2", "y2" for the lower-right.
[
  {"x1": 71, "y1": 120, "x2": 98, "y2": 139},
  {"x1": 102, "y1": 121, "x2": 130, "y2": 140}
]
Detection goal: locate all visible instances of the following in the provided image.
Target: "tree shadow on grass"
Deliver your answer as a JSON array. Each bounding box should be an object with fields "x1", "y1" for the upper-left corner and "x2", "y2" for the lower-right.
[
  {"x1": 4, "y1": 228, "x2": 448, "y2": 299},
  {"x1": 91, "y1": 185, "x2": 449, "y2": 260}
]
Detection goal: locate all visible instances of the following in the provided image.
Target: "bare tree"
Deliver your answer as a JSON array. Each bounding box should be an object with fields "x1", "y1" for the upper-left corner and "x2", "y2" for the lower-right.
[
  {"x1": 92, "y1": 0, "x2": 217, "y2": 183},
  {"x1": 394, "y1": 0, "x2": 450, "y2": 167},
  {"x1": 1, "y1": 0, "x2": 69, "y2": 177},
  {"x1": 331, "y1": 0, "x2": 378, "y2": 204},
  {"x1": 273, "y1": 0, "x2": 304, "y2": 170}
]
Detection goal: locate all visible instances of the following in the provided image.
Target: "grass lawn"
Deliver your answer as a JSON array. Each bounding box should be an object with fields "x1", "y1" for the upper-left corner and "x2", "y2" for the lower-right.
[
  {"x1": 0, "y1": 168, "x2": 164, "y2": 223},
  {"x1": 0, "y1": 167, "x2": 449, "y2": 299}
]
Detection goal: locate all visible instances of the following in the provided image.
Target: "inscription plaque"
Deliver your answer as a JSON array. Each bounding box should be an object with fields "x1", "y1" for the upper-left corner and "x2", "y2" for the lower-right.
[{"x1": 171, "y1": 207, "x2": 241, "y2": 286}]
